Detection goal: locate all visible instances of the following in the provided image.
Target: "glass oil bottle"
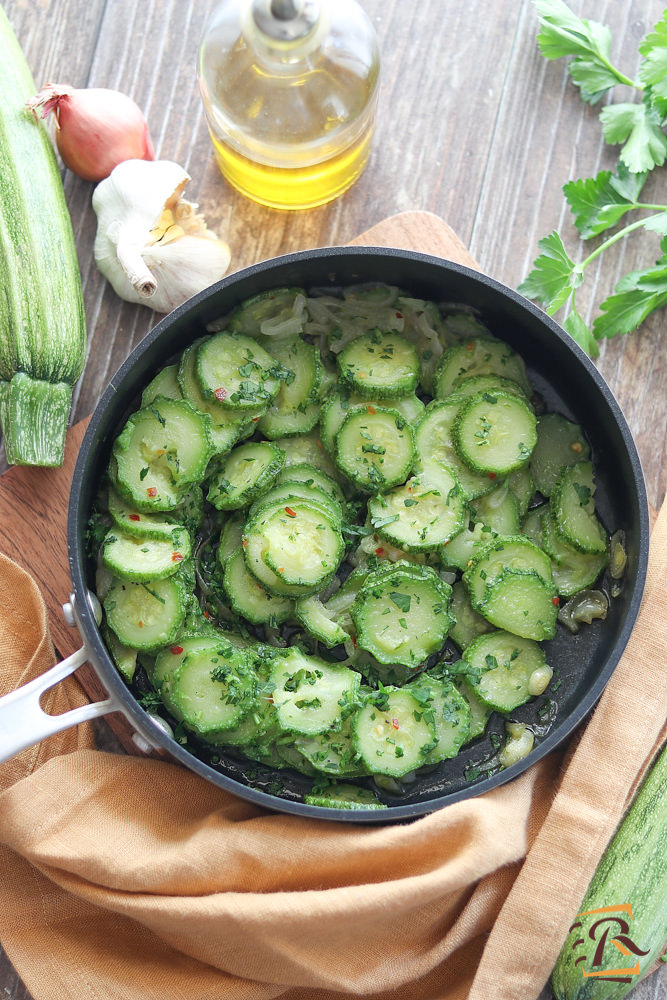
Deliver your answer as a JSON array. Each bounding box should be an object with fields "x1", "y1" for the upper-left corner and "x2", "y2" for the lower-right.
[{"x1": 197, "y1": 0, "x2": 381, "y2": 210}]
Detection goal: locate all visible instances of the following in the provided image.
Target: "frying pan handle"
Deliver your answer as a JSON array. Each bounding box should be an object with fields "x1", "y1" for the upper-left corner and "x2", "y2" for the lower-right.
[{"x1": 0, "y1": 644, "x2": 122, "y2": 765}]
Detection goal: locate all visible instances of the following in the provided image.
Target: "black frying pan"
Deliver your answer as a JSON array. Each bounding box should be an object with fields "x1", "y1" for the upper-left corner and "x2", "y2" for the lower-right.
[{"x1": 53, "y1": 248, "x2": 648, "y2": 821}]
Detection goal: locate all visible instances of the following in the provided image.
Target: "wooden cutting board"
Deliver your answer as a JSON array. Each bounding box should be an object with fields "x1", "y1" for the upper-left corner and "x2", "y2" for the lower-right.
[{"x1": 0, "y1": 210, "x2": 477, "y2": 753}]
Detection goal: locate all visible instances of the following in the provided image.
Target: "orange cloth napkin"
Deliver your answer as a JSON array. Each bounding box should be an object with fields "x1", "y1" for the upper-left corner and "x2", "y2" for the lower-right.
[{"x1": 0, "y1": 505, "x2": 665, "y2": 1000}]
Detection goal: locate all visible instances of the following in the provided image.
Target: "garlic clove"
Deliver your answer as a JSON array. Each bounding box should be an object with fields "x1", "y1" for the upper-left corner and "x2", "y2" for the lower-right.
[{"x1": 92, "y1": 159, "x2": 231, "y2": 312}]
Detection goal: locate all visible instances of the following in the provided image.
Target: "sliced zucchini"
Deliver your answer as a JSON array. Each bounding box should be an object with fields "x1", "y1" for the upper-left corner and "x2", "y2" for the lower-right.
[
  {"x1": 113, "y1": 397, "x2": 213, "y2": 512},
  {"x1": 217, "y1": 510, "x2": 245, "y2": 567},
  {"x1": 335, "y1": 406, "x2": 414, "y2": 492},
  {"x1": 453, "y1": 390, "x2": 537, "y2": 476},
  {"x1": 207, "y1": 441, "x2": 285, "y2": 511},
  {"x1": 449, "y1": 580, "x2": 495, "y2": 650},
  {"x1": 274, "y1": 462, "x2": 346, "y2": 506},
  {"x1": 353, "y1": 687, "x2": 437, "y2": 777},
  {"x1": 256, "y1": 336, "x2": 321, "y2": 439},
  {"x1": 337, "y1": 330, "x2": 420, "y2": 399},
  {"x1": 259, "y1": 503, "x2": 344, "y2": 589},
  {"x1": 304, "y1": 784, "x2": 386, "y2": 809},
  {"x1": 178, "y1": 341, "x2": 257, "y2": 454},
  {"x1": 152, "y1": 633, "x2": 222, "y2": 710},
  {"x1": 470, "y1": 481, "x2": 521, "y2": 535},
  {"x1": 440, "y1": 519, "x2": 497, "y2": 572},
  {"x1": 476, "y1": 568, "x2": 559, "y2": 641},
  {"x1": 104, "y1": 624, "x2": 137, "y2": 683},
  {"x1": 141, "y1": 364, "x2": 183, "y2": 406},
  {"x1": 196, "y1": 331, "x2": 286, "y2": 411},
  {"x1": 104, "y1": 575, "x2": 187, "y2": 651},
  {"x1": 413, "y1": 398, "x2": 497, "y2": 500},
  {"x1": 369, "y1": 469, "x2": 466, "y2": 551},
  {"x1": 295, "y1": 594, "x2": 350, "y2": 647},
  {"x1": 520, "y1": 505, "x2": 545, "y2": 547},
  {"x1": 223, "y1": 547, "x2": 294, "y2": 625},
  {"x1": 320, "y1": 389, "x2": 423, "y2": 455},
  {"x1": 452, "y1": 675, "x2": 493, "y2": 742},
  {"x1": 273, "y1": 429, "x2": 339, "y2": 480},
  {"x1": 462, "y1": 630, "x2": 550, "y2": 713},
  {"x1": 269, "y1": 649, "x2": 360, "y2": 736},
  {"x1": 171, "y1": 641, "x2": 257, "y2": 735},
  {"x1": 530, "y1": 413, "x2": 590, "y2": 497},
  {"x1": 540, "y1": 509, "x2": 608, "y2": 596},
  {"x1": 463, "y1": 534, "x2": 554, "y2": 609},
  {"x1": 248, "y1": 480, "x2": 342, "y2": 527},
  {"x1": 351, "y1": 562, "x2": 453, "y2": 668},
  {"x1": 550, "y1": 461, "x2": 607, "y2": 554},
  {"x1": 107, "y1": 486, "x2": 180, "y2": 540},
  {"x1": 295, "y1": 718, "x2": 367, "y2": 777},
  {"x1": 102, "y1": 526, "x2": 191, "y2": 582},
  {"x1": 507, "y1": 465, "x2": 535, "y2": 518},
  {"x1": 228, "y1": 287, "x2": 307, "y2": 338},
  {"x1": 406, "y1": 673, "x2": 471, "y2": 762},
  {"x1": 448, "y1": 372, "x2": 530, "y2": 403},
  {"x1": 434, "y1": 337, "x2": 530, "y2": 399}
]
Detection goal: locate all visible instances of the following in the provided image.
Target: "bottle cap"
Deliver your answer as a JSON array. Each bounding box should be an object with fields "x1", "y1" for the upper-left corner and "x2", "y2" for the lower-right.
[{"x1": 251, "y1": 0, "x2": 320, "y2": 42}]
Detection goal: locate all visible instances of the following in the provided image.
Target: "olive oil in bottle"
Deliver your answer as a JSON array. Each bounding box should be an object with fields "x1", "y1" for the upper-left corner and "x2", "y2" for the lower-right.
[{"x1": 197, "y1": 0, "x2": 380, "y2": 210}]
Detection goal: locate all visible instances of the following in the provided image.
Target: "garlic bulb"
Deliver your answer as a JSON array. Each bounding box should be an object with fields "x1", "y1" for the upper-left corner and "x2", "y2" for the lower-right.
[{"x1": 92, "y1": 159, "x2": 231, "y2": 313}]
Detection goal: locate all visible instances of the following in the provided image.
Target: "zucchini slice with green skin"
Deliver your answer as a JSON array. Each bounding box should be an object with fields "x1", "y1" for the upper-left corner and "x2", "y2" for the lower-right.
[
  {"x1": 406, "y1": 673, "x2": 471, "y2": 762},
  {"x1": 178, "y1": 341, "x2": 259, "y2": 453},
  {"x1": 207, "y1": 440, "x2": 285, "y2": 511},
  {"x1": 304, "y1": 784, "x2": 386, "y2": 810},
  {"x1": 196, "y1": 331, "x2": 286, "y2": 411},
  {"x1": 369, "y1": 469, "x2": 466, "y2": 551},
  {"x1": 434, "y1": 337, "x2": 530, "y2": 399},
  {"x1": 151, "y1": 632, "x2": 223, "y2": 710},
  {"x1": 104, "y1": 575, "x2": 187, "y2": 652},
  {"x1": 141, "y1": 364, "x2": 183, "y2": 406},
  {"x1": 353, "y1": 687, "x2": 437, "y2": 777},
  {"x1": 217, "y1": 510, "x2": 245, "y2": 567},
  {"x1": 269, "y1": 649, "x2": 360, "y2": 736},
  {"x1": 463, "y1": 534, "x2": 553, "y2": 609},
  {"x1": 113, "y1": 397, "x2": 213, "y2": 512},
  {"x1": 440, "y1": 520, "x2": 497, "y2": 573},
  {"x1": 248, "y1": 480, "x2": 343, "y2": 528},
  {"x1": 335, "y1": 406, "x2": 414, "y2": 493},
  {"x1": 171, "y1": 642, "x2": 257, "y2": 735},
  {"x1": 550, "y1": 461, "x2": 607, "y2": 555},
  {"x1": 259, "y1": 503, "x2": 344, "y2": 589},
  {"x1": 274, "y1": 429, "x2": 340, "y2": 480},
  {"x1": 462, "y1": 630, "x2": 550, "y2": 713},
  {"x1": 337, "y1": 330, "x2": 421, "y2": 399},
  {"x1": 413, "y1": 398, "x2": 497, "y2": 500},
  {"x1": 319, "y1": 389, "x2": 424, "y2": 455},
  {"x1": 449, "y1": 580, "x2": 495, "y2": 650},
  {"x1": 453, "y1": 390, "x2": 537, "y2": 476},
  {"x1": 107, "y1": 486, "x2": 181, "y2": 540},
  {"x1": 274, "y1": 462, "x2": 346, "y2": 506},
  {"x1": 102, "y1": 526, "x2": 191, "y2": 582},
  {"x1": 295, "y1": 718, "x2": 368, "y2": 778},
  {"x1": 295, "y1": 594, "x2": 350, "y2": 647},
  {"x1": 351, "y1": 562, "x2": 454, "y2": 668},
  {"x1": 530, "y1": 412, "x2": 590, "y2": 498},
  {"x1": 103, "y1": 625, "x2": 137, "y2": 683},
  {"x1": 477, "y1": 568, "x2": 559, "y2": 641},
  {"x1": 470, "y1": 481, "x2": 521, "y2": 535},
  {"x1": 227, "y1": 287, "x2": 307, "y2": 338},
  {"x1": 452, "y1": 675, "x2": 493, "y2": 743},
  {"x1": 256, "y1": 336, "x2": 321, "y2": 439},
  {"x1": 540, "y1": 509, "x2": 608, "y2": 597},
  {"x1": 448, "y1": 372, "x2": 531, "y2": 403},
  {"x1": 223, "y1": 547, "x2": 294, "y2": 625}
]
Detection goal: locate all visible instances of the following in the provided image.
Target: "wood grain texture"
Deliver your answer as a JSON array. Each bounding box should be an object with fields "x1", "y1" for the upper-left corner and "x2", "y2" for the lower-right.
[{"x1": 0, "y1": 0, "x2": 665, "y2": 997}]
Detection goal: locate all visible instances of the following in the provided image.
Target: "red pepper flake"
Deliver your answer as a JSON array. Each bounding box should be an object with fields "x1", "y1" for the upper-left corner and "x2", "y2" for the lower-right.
[
  {"x1": 352, "y1": 636, "x2": 358, "y2": 647},
  {"x1": 242, "y1": 538, "x2": 248, "y2": 548},
  {"x1": 252, "y1": 416, "x2": 260, "y2": 422},
  {"x1": 395, "y1": 312, "x2": 403, "y2": 319},
  {"x1": 277, "y1": 567, "x2": 284, "y2": 574},
  {"x1": 488, "y1": 472, "x2": 497, "y2": 480},
  {"x1": 146, "y1": 487, "x2": 157, "y2": 498},
  {"x1": 203, "y1": 610, "x2": 211, "y2": 619},
  {"x1": 466, "y1": 341, "x2": 475, "y2": 351},
  {"x1": 285, "y1": 506, "x2": 297, "y2": 517},
  {"x1": 172, "y1": 552, "x2": 184, "y2": 562},
  {"x1": 391, "y1": 718, "x2": 400, "y2": 730},
  {"x1": 552, "y1": 597, "x2": 560, "y2": 606},
  {"x1": 214, "y1": 386, "x2": 228, "y2": 401},
  {"x1": 375, "y1": 547, "x2": 385, "y2": 556},
  {"x1": 128, "y1": 513, "x2": 141, "y2": 521},
  {"x1": 367, "y1": 405, "x2": 377, "y2": 415},
  {"x1": 138, "y1": 621, "x2": 144, "y2": 628},
  {"x1": 170, "y1": 645, "x2": 184, "y2": 655}
]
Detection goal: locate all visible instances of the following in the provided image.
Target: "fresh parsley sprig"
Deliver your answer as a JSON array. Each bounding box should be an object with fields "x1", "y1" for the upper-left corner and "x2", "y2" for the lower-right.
[{"x1": 520, "y1": 2, "x2": 667, "y2": 355}]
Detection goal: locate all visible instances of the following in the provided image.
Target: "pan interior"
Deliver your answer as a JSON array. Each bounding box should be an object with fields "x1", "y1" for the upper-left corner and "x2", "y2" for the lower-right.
[{"x1": 68, "y1": 248, "x2": 649, "y2": 821}]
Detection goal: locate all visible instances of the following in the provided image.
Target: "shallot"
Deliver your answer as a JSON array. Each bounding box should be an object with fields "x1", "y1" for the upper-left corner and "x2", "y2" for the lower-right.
[{"x1": 27, "y1": 84, "x2": 154, "y2": 183}]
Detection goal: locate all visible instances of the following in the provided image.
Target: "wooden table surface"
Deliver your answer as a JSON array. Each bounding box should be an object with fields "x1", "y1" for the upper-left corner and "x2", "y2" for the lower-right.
[{"x1": 1, "y1": 0, "x2": 665, "y2": 998}]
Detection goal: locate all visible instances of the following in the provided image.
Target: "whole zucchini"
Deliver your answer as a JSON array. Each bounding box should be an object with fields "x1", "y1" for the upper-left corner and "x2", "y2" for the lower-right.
[
  {"x1": 551, "y1": 743, "x2": 667, "y2": 1000},
  {"x1": 0, "y1": 7, "x2": 86, "y2": 466}
]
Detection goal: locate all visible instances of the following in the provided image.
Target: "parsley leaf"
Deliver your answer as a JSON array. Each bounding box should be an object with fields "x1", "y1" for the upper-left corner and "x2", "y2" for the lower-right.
[
  {"x1": 563, "y1": 309, "x2": 599, "y2": 358},
  {"x1": 563, "y1": 163, "x2": 647, "y2": 238},
  {"x1": 517, "y1": 231, "x2": 582, "y2": 313},
  {"x1": 389, "y1": 592, "x2": 412, "y2": 613},
  {"x1": 593, "y1": 256, "x2": 667, "y2": 340},
  {"x1": 638, "y1": 13, "x2": 667, "y2": 103},
  {"x1": 599, "y1": 101, "x2": 667, "y2": 173}
]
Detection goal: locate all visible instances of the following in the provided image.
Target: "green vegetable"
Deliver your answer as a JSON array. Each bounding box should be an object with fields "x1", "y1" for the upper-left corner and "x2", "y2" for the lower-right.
[
  {"x1": 0, "y1": 8, "x2": 86, "y2": 465},
  {"x1": 551, "y1": 743, "x2": 667, "y2": 999},
  {"x1": 520, "y1": 2, "x2": 667, "y2": 356}
]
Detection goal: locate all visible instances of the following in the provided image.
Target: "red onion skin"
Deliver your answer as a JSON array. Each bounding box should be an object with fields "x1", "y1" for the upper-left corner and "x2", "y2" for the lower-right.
[{"x1": 29, "y1": 85, "x2": 154, "y2": 183}]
